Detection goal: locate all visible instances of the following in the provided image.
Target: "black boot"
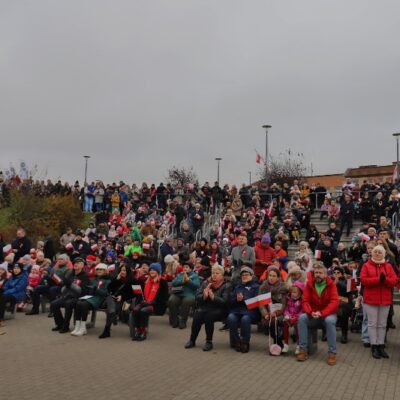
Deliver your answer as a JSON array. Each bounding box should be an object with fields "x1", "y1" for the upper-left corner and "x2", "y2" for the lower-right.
[
  {"x1": 371, "y1": 345, "x2": 381, "y2": 359},
  {"x1": 378, "y1": 345, "x2": 389, "y2": 359},
  {"x1": 132, "y1": 329, "x2": 140, "y2": 341},
  {"x1": 340, "y1": 332, "x2": 348, "y2": 344},
  {"x1": 99, "y1": 326, "x2": 111, "y2": 339}
]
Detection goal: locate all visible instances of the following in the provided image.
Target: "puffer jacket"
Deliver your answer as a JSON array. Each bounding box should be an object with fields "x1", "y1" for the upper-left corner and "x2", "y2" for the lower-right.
[
  {"x1": 3, "y1": 272, "x2": 28, "y2": 302},
  {"x1": 360, "y1": 259, "x2": 397, "y2": 306},
  {"x1": 229, "y1": 279, "x2": 260, "y2": 320},
  {"x1": 302, "y1": 273, "x2": 339, "y2": 317},
  {"x1": 171, "y1": 271, "x2": 201, "y2": 300}
]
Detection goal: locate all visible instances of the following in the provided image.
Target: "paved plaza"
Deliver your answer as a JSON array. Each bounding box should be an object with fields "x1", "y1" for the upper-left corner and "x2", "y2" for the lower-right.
[{"x1": 2, "y1": 309, "x2": 400, "y2": 400}]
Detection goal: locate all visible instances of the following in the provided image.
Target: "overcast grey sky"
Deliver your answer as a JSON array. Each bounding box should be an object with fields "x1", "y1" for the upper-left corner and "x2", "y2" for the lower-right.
[{"x1": 1, "y1": 1, "x2": 400, "y2": 185}]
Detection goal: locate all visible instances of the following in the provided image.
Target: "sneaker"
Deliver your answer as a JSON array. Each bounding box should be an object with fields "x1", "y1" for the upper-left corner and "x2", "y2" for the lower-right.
[
  {"x1": 327, "y1": 352, "x2": 336, "y2": 366},
  {"x1": 295, "y1": 345, "x2": 301, "y2": 355},
  {"x1": 296, "y1": 349, "x2": 308, "y2": 362},
  {"x1": 282, "y1": 343, "x2": 289, "y2": 353}
]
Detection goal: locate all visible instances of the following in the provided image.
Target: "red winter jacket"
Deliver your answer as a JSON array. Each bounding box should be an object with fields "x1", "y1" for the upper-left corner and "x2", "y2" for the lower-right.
[
  {"x1": 254, "y1": 242, "x2": 275, "y2": 277},
  {"x1": 360, "y1": 259, "x2": 397, "y2": 306},
  {"x1": 302, "y1": 273, "x2": 339, "y2": 318}
]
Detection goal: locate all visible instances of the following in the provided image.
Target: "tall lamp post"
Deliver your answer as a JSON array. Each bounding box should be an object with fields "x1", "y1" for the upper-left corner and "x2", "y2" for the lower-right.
[
  {"x1": 215, "y1": 157, "x2": 222, "y2": 185},
  {"x1": 249, "y1": 171, "x2": 252, "y2": 185},
  {"x1": 262, "y1": 125, "x2": 272, "y2": 185},
  {"x1": 393, "y1": 133, "x2": 400, "y2": 237},
  {"x1": 83, "y1": 155, "x2": 91, "y2": 185}
]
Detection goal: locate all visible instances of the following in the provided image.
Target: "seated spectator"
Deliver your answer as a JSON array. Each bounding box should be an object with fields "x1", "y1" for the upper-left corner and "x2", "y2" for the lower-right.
[
  {"x1": 130, "y1": 263, "x2": 168, "y2": 341},
  {"x1": 72, "y1": 263, "x2": 110, "y2": 337},
  {"x1": 227, "y1": 266, "x2": 260, "y2": 353},
  {"x1": 26, "y1": 254, "x2": 70, "y2": 316},
  {"x1": 296, "y1": 263, "x2": 339, "y2": 365},
  {"x1": 0, "y1": 264, "x2": 28, "y2": 323},
  {"x1": 99, "y1": 264, "x2": 135, "y2": 339},
  {"x1": 185, "y1": 264, "x2": 230, "y2": 351},
  {"x1": 50, "y1": 257, "x2": 90, "y2": 333},
  {"x1": 168, "y1": 261, "x2": 200, "y2": 329}
]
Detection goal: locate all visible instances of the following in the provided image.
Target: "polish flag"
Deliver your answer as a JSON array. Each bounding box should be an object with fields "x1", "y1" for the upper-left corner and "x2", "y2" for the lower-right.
[
  {"x1": 91, "y1": 244, "x2": 98, "y2": 252},
  {"x1": 245, "y1": 292, "x2": 272, "y2": 309},
  {"x1": 2, "y1": 244, "x2": 12, "y2": 255},
  {"x1": 346, "y1": 278, "x2": 356, "y2": 293},
  {"x1": 132, "y1": 285, "x2": 143, "y2": 295},
  {"x1": 107, "y1": 264, "x2": 116, "y2": 272},
  {"x1": 51, "y1": 274, "x2": 62, "y2": 285},
  {"x1": 66, "y1": 243, "x2": 73, "y2": 250},
  {"x1": 315, "y1": 250, "x2": 322, "y2": 259},
  {"x1": 256, "y1": 152, "x2": 263, "y2": 164},
  {"x1": 142, "y1": 243, "x2": 150, "y2": 250}
]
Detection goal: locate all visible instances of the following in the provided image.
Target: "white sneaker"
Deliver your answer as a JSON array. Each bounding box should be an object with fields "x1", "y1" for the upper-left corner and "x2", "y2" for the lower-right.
[
  {"x1": 282, "y1": 343, "x2": 289, "y2": 353},
  {"x1": 70, "y1": 321, "x2": 81, "y2": 336},
  {"x1": 75, "y1": 321, "x2": 87, "y2": 337},
  {"x1": 295, "y1": 345, "x2": 301, "y2": 355}
]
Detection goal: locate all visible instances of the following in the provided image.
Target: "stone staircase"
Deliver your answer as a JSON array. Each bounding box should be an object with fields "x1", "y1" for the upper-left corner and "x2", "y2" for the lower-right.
[{"x1": 286, "y1": 212, "x2": 363, "y2": 261}]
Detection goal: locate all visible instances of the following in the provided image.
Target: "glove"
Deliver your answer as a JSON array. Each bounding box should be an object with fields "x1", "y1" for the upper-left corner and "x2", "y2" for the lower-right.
[{"x1": 380, "y1": 273, "x2": 386, "y2": 283}]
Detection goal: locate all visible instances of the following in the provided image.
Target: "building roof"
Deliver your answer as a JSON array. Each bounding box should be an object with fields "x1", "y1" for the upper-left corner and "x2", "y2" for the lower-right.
[{"x1": 344, "y1": 164, "x2": 395, "y2": 178}]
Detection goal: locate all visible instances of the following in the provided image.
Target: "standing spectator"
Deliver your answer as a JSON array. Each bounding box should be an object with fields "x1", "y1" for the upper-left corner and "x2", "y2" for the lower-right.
[
  {"x1": 230, "y1": 233, "x2": 255, "y2": 283},
  {"x1": 59, "y1": 227, "x2": 75, "y2": 249},
  {"x1": 360, "y1": 245, "x2": 397, "y2": 359},
  {"x1": 339, "y1": 194, "x2": 355, "y2": 237},
  {"x1": 84, "y1": 182, "x2": 95, "y2": 212},
  {"x1": 94, "y1": 182, "x2": 105, "y2": 211}
]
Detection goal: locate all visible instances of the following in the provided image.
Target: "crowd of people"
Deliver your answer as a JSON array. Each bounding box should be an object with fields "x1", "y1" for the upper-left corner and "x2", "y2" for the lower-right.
[{"x1": 1, "y1": 175, "x2": 400, "y2": 365}]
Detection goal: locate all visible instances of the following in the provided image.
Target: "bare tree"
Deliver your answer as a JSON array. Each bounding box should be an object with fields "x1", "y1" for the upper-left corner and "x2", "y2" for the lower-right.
[
  {"x1": 257, "y1": 149, "x2": 307, "y2": 186},
  {"x1": 166, "y1": 166, "x2": 199, "y2": 187}
]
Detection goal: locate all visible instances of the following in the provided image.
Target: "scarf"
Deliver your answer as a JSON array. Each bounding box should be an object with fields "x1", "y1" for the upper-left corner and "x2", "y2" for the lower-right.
[
  {"x1": 144, "y1": 277, "x2": 160, "y2": 303},
  {"x1": 371, "y1": 257, "x2": 386, "y2": 265}
]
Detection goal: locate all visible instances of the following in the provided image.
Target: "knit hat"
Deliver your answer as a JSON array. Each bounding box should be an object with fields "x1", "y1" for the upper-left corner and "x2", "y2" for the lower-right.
[
  {"x1": 95, "y1": 263, "x2": 108, "y2": 271},
  {"x1": 57, "y1": 254, "x2": 68, "y2": 261},
  {"x1": 149, "y1": 263, "x2": 162, "y2": 275},
  {"x1": 240, "y1": 266, "x2": 254, "y2": 276},
  {"x1": 293, "y1": 281, "x2": 305, "y2": 292},
  {"x1": 164, "y1": 254, "x2": 175, "y2": 264},
  {"x1": 261, "y1": 233, "x2": 271, "y2": 244},
  {"x1": 74, "y1": 257, "x2": 85, "y2": 263},
  {"x1": 86, "y1": 255, "x2": 97, "y2": 262}
]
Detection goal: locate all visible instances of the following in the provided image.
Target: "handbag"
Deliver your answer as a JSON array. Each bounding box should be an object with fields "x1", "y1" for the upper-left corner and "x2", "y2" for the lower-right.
[{"x1": 269, "y1": 318, "x2": 282, "y2": 356}]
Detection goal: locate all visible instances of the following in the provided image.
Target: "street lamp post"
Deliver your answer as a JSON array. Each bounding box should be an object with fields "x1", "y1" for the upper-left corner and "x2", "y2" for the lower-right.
[
  {"x1": 249, "y1": 171, "x2": 252, "y2": 185},
  {"x1": 392, "y1": 133, "x2": 400, "y2": 237},
  {"x1": 215, "y1": 158, "x2": 222, "y2": 185},
  {"x1": 83, "y1": 155, "x2": 91, "y2": 185},
  {"x1": 262, "y1": 125, "x2": 272, "y2": 185}
]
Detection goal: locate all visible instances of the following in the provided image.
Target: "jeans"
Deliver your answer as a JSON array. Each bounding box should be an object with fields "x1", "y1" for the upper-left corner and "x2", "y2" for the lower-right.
[
  {"x1": 84, "y1": 196, "x2": 94, "y2": 212},
  {"x1": 227, "y1": 313, "x2": 253, "y2": 344},
  {"x1": 298, "y1": 313, "x2": 337, "y2": 354}
]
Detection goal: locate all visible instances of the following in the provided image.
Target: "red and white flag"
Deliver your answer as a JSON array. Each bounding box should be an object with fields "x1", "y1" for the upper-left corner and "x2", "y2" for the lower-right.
[
  {"x1": 132, "y1": 285, "x2": 143, "y2": 295},
  {"x1": 256, "y1": 152, "x2": 263, "y2": 165},
  {"x1": 65, "y1": 243, "x2": 73, "y2": 250},
  {"x1": 358, "y1": 232, "x2": 370, "y2": 242},
  {"x1": 346, "y1": 278, "x2": 356, "y2": 293},
  {"x1": 107, "y1": 264, "x2": 116, "y2": 272},
  {"x1": 91, "y1": 244, "x2": 98, "y2": 252},
  {"x1": 245, "y1": 292, "x2": 272, "y2": 309},
  {"x1": 315, "y1": 250, "x2": 322, "y2": 259},
  {"x1": 51, "y1": 274, "x2": 62, "y2": 285},
  {"x1": 98, "y1": 280, "x2": 103, "y2": 289}
]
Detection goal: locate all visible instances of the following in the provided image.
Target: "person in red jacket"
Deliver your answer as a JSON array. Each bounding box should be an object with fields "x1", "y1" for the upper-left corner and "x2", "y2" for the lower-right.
[
  {"x1": 360, "y1": 245, "x2": 397, "y2": 359},
  {"x1": 254, "y1": 234, "x2": 275, "y2": 278},
  {"x1": 297, "y1": 262, "x2": 339, "y2": 365}
]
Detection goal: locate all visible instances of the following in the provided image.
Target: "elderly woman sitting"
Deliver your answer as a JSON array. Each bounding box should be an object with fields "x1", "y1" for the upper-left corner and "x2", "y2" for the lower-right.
[
  {"x1": 185, "y1": 264, "x2": 230, "y2": 351},
  {"x1": 227, "y1": 266, "x2": 260, "y2": 353}
]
